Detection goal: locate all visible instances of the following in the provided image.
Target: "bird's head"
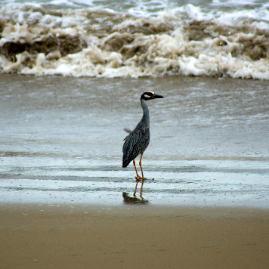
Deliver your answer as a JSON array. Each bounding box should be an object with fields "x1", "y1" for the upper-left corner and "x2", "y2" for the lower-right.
[{"x1": 141, "y1": 91, "x2": 164, "y2": 100}]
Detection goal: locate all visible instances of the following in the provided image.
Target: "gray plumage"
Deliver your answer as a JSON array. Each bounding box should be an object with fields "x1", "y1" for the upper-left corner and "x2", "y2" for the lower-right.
[
  {"x1": 122, "y1": 118, "x2": 150, "y2": 168},
  {"x1": 122, "y1": 91, "x2": 163, "y2": 168}
]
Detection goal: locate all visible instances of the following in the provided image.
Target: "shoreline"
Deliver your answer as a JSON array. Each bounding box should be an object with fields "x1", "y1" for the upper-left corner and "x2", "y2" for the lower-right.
[
  {"x1": 1, "y1": 203, "x2": 269, "y2": 269},
  {"x1": 1, "y1": 202, "x2": 269, "y2": 217}
]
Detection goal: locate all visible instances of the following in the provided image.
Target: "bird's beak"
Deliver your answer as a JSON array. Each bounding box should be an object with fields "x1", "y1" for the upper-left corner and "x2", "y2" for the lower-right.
[{"x1": 154, "y1": 94, "x2": 164, "y2": 98}]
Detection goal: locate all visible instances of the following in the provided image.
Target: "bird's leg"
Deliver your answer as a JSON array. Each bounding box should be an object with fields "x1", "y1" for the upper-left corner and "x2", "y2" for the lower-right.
[
  {"x1": 133, "y1": 159, "x2": 142, "y2": 197},
  {"x1": 133, "y1": 159, "x2": 140, "y2": 196},
  {"x1": 139, "y1": 154, "x2": 146, "y2": 198},
  {"x1": 133, "y1": 159, "x2": 142, "y2": 181},
  {"x1": 139, "y1": 154, "x2": 145, "y2": 180}
]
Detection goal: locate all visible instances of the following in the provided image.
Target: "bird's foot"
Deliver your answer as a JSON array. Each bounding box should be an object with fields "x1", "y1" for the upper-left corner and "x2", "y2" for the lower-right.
[{"x1": 135, "y1": 176, "x2": 143, "y2": 182}]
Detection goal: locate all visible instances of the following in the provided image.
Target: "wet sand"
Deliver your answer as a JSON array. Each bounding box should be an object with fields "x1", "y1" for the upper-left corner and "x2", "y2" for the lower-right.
[{"x1": 1, "y1": 204, "x2": 269, "y2": 269}]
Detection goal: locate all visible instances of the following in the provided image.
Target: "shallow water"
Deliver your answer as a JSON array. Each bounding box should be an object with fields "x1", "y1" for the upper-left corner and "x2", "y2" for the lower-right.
[{"x1": 0, "y1": 74, "x2": 268, "y2": 207}]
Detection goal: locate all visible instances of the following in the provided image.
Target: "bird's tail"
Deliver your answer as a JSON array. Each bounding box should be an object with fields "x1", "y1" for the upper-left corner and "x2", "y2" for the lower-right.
[
  {"x1": 123, "y1": 128, "x2": 132, "y2": 134},
  {"x1": 122, "y1": 158, "x2": 130, "y2": 168}
]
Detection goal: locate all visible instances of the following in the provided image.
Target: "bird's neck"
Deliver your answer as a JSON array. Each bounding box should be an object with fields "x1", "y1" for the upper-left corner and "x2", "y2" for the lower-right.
[{"x1": 141, "y1": 98, "x2": 150, "y2": 127}]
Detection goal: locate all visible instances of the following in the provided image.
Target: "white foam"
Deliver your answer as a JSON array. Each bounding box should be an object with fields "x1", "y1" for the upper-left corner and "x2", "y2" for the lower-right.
[
  {"x1": 1, "y1": 2, "x2": 269, "y2": 79},
  {"x1": 47, "y1": 0, "x2": 79, "y2": 8}
]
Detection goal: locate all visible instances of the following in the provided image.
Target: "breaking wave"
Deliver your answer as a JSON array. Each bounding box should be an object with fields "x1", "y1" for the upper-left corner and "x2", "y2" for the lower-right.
[{"x1": 1, "y1": 1, "x2": 269, "y2": 79}]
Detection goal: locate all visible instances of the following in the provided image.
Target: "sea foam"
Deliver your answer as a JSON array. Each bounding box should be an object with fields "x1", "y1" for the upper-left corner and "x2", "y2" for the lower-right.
[{"x1": 0, "y1": 2, "x2": 269, "y2": 79}]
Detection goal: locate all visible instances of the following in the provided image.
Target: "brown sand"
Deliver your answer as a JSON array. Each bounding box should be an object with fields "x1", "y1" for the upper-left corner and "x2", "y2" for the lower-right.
[{"x1": 0, "y1": 204, "x2": 269, "y2": 269}]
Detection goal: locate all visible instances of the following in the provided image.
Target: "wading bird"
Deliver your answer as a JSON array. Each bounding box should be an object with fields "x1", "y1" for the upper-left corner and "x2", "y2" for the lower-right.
[{"x1": 122, "y1": 91, "x2": 164, "y2": 198}]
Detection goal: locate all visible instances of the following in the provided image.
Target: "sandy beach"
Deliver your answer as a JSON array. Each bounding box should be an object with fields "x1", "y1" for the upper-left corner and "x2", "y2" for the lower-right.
[
  {"x1": 1, "y1": 0, "x2": 269, "y2": 267},
  {"x1": 0, "y1": 204, "x2": 269, "y2": 269}
]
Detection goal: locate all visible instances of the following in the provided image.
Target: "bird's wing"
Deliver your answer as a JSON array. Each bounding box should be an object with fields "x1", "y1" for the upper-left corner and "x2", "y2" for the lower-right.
[{"x1": 122, "y1": 127, "x2": 150, "y2": 167}]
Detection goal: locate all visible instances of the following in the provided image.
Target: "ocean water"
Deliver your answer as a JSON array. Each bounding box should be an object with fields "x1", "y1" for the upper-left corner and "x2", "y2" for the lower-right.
[
  {"x1": 0, "y1": 74, "x2": 268, "y2": 207},
  {"x1": 1, "y1": 0, "x2": 269, "y2": 79}
]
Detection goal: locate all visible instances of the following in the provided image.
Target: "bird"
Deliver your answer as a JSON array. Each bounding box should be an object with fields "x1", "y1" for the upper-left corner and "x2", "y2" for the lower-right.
[{"x1": 122, "y1": 91, "x2": 164, "y2": 198}]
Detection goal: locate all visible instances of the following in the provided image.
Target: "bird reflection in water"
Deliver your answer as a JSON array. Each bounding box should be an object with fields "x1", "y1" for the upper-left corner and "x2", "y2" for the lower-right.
[{"x1": 122, "y1": 192, "x2": 149, "y2": 204}]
